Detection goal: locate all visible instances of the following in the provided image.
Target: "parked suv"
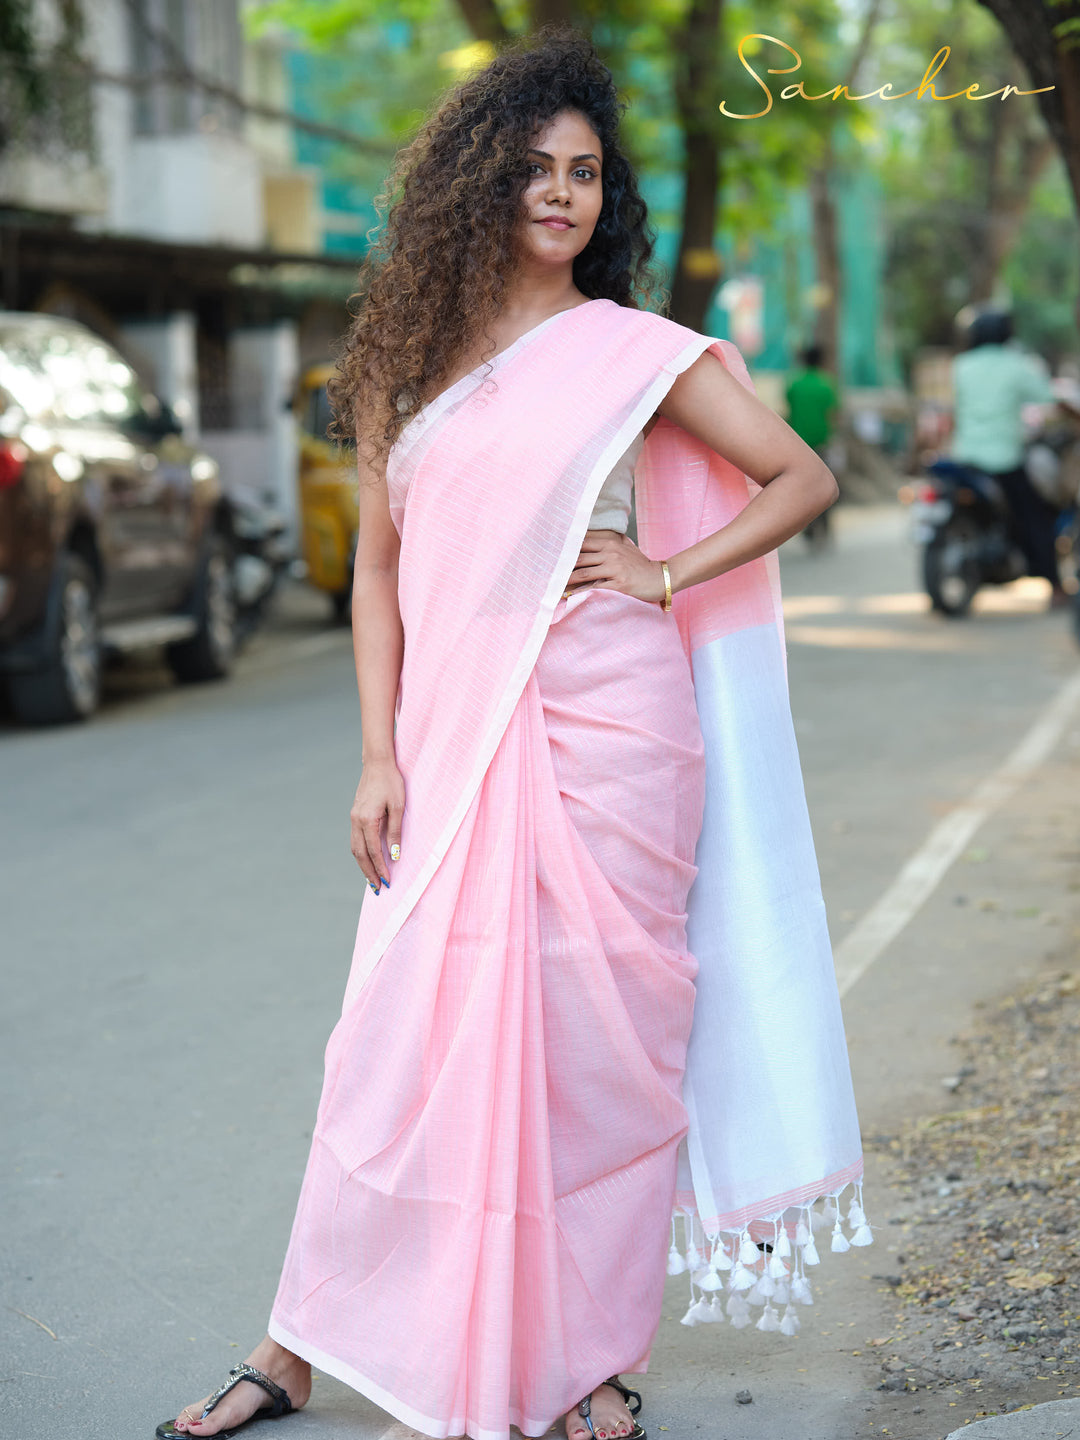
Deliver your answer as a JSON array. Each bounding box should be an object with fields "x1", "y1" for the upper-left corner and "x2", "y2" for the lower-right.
[{"x1": 0, "y1": 314, "x2": 236, "y2": 724}]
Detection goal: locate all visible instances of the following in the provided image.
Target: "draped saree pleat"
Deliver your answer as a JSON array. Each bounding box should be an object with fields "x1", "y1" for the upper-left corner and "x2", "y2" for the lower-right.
[
  {"x1": 270, "y1": 588, "x2": 705, "y2": 1438},
  {"x1": 268, "y1": 298, "x2": 868, "y2": 1439}
]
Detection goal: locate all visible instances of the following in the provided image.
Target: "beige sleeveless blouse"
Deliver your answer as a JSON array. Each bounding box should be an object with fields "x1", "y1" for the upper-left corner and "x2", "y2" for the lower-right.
[{"x1": 586, "y1": 427, "x2": 645, "y2": 532}]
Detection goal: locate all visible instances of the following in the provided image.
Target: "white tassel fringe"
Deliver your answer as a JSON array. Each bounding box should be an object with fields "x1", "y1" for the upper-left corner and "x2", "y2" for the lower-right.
[{"x1": 665, "y1": 1183, "x2": 871, "y2": 1339}]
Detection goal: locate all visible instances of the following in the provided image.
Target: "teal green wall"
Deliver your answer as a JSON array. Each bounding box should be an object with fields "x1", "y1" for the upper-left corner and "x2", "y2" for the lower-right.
[{"x1": 702, "y1": 173, "x2": 886, "y2": 385}]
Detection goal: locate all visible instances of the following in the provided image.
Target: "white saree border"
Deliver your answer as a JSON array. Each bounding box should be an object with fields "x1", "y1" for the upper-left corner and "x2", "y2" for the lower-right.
[
  {"x1": 337, "y1": 300, "x2": 869, "y2": 1338},
  {"x1": 342, "y1": 303, "x2": 711, "y2": 1008}
]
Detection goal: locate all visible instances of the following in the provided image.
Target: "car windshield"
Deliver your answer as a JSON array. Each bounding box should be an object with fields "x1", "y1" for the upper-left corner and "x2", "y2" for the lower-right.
[
  {"x1": 0, "y1": 323, "x2": 143, "y2": 425},
  {"x1": 0, "y1": 331, "x2": 57, "y2": 420}
]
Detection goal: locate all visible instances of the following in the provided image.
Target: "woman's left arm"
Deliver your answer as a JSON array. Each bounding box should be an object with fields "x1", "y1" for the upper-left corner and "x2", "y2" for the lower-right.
[
  {"x1": 656, "y1": 350, "x2": 839, "y2": 596},
  {"x1": 568, "y1": 351, "x2": 838, "y2": 602}
]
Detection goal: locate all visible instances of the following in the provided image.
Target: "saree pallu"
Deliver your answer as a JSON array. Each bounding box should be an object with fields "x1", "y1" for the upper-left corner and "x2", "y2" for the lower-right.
[{"x1": 268, "y1": 297, "x2": 868, "y2": 1439}]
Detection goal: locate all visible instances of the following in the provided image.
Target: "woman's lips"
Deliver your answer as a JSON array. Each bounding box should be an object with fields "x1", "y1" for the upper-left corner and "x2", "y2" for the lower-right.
[{"x1": 535, "y1": 218, "x2": 574, "y2": 230}]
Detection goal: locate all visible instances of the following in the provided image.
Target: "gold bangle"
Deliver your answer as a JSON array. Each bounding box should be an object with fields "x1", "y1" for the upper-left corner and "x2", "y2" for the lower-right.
[{"x1": 660, "y1": 559, "x2": 672, "y2": 612}]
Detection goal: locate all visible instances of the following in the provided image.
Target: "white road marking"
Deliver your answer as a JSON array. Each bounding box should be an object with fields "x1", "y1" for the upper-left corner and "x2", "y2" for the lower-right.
[{"x1": 834, "y1": 669, "x2": 1080, "y2": 997}]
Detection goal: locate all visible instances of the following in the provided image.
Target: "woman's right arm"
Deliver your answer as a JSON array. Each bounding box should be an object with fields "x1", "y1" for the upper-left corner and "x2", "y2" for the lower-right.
[{"x1": 349, "y1": 428, "x2": 406, "y2": 895}]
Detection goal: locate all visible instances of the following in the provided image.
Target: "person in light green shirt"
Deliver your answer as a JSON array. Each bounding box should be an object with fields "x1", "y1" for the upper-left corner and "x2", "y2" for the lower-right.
[
  {"x1": 948, "y1": 311, "x2": 1075, "y2": 604},
  {"x1": 950, "y1": 318, "x2": 1056, "y2": 474}
]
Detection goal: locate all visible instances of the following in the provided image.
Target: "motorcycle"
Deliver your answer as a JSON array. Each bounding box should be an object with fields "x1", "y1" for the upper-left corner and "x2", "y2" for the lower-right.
[
  {"x1": 1025, "y1": 415, "x2": 1080, "y2": 622},
  {"x1": 227, "y1": 495, "x2": 291, "y2": 647},
  {"x1": 910, "y1": 416, "x2": 1080, "y2": 618},
  {"x1": 909, "y1": 459, "x2": 1024, "y2": 616}
]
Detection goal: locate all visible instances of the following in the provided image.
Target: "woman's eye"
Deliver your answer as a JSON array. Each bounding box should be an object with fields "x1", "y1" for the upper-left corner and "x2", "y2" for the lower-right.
[{"x1": 526, "y1": 163, "x2": 597, "y2": 179}]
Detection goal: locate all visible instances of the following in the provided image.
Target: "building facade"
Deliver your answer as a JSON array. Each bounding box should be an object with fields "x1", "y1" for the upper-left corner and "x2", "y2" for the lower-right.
[{"x1": 0, "y1": 0, "x2": 362, "y2": 539}]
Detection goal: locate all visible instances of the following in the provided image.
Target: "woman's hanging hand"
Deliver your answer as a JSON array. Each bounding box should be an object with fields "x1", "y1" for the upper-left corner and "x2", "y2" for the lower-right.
[
  {"x1": 351, "y1": 757, "x2": 406, "y2": 894},
  {"x1": 564, "y1": 529, "x2": 668, "y2": 604}
]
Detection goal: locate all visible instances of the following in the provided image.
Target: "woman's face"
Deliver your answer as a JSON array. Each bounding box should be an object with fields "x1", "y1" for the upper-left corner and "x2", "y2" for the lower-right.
[{"x1": 520, "y1": 109, "x2": 604, "y2": 262}]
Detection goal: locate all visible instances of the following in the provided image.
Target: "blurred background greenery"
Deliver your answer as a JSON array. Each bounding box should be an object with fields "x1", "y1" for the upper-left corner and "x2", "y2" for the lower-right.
[
  {"x1": 1, "y1": 0, "x2": 1075, "y2": 509},
  {"x1": 238, "y1": 0, "x2": 1080, "y2": 383}
]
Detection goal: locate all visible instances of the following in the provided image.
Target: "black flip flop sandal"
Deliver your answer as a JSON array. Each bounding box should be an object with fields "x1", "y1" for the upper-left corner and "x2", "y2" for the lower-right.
[
  {"x1": 156, "y1": 1362, "x2": 293, "y2": 1439},
  {"x1": 576, "y1": 1374, "x2": 647, "y2": 1440}
]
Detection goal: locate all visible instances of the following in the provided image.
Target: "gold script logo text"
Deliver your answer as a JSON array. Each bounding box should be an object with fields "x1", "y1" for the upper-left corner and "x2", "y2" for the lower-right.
[{"x1": 720, "y1": 34, "x2": 1055, "y2": 119}]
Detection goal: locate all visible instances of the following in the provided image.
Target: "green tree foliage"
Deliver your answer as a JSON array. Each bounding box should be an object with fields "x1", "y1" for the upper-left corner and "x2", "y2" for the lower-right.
[
  {"x1": 246, "y1": 0, "x2": 1076, "y2": 361},
  {"x1": 0, "y1": 0, "x2": 91, "y2": 156},
  {"x1": 1001, "y1": 165, "x2": 1080, "y2": 367},
  {"x1": 864, "y1": 0, "x2": 1076, "y2": 372},
  {"x1": 0, "y1": 0, "x2": 47, "y2": 150},
  {"x1": 972, "y1": 0, "x2": 1080, "y2": 332}
]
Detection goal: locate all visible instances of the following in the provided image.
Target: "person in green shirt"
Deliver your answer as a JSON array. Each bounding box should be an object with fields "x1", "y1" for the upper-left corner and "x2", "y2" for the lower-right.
[{"x1": 785, "y1": 345, "x2": 840, "y2": 546}]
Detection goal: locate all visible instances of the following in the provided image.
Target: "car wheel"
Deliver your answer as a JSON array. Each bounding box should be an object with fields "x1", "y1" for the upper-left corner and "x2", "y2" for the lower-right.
[
  {"x1": 166, "y1": 532, "x2": 237, "y2": 683},
  {"x1": 8, "y1": 553, "x2": 103, "y2": 724}
]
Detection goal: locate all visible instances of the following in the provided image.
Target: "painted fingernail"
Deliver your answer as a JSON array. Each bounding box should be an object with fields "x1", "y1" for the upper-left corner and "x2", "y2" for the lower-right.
[
  {"x1": 369, "y1": 881, "x2": 377, "y2": 892},
  {"x1": 390, "y1": 844, "x2": 400, "y2": 861},
  {"x1": 380, "y1": 876, "x2": 390, "y2": 887}
]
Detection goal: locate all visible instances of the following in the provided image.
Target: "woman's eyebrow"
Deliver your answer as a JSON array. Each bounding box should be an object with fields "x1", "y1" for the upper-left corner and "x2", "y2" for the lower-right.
[{"x1": 527, "y1": 148, "x2": 601, "y2": 163}]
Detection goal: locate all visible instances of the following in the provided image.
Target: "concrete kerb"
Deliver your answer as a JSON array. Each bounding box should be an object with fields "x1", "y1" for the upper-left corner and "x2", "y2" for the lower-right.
[{"x1": 945, "y1": 1398, "x2": 1080, "y2": 1438}]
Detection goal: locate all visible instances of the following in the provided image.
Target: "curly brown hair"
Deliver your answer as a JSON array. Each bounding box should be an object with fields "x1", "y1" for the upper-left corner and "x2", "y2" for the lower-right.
[{"x1": 328, "y1": 23, "x2": 668, "y2": 465}]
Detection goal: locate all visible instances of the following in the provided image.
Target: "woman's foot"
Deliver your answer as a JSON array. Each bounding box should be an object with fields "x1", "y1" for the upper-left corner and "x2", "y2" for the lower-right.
[
  {"x1": 172, "y1": 1336, "x2": 311, "y2": 1436},
  {"x1": 565, "y1": 1381, "x2": 637, "y2": 1440}
]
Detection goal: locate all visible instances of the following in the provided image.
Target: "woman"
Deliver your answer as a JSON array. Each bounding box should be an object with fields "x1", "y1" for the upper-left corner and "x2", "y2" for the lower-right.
[{"x1": 161, "y1": 27, "x2": 867, "y2": 1440}]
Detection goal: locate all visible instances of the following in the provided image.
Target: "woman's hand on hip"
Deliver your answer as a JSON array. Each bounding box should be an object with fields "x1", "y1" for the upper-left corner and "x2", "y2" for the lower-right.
[
  {"x1": 350, "y1": 757, "x2": 405, "y2": 894},
  {"x1": 565, "y1": 529, "x2": 666, "y2": 604}
]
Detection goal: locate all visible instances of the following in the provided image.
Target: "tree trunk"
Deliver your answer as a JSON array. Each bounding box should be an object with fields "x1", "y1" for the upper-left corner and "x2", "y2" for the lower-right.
[
  {"x1": 809, "y1": 165, "x2": 841, "y2": 373},
  {"x1": 806, "y1": 0, "x2": 885, "y2": 380},
  {"x1": 529, "y1": 0, "x2": 575, "y2": 29},
  {"x1": 455, "y1": 0, "x2": 512, "y2": 43},
  {"x1": 669, "y1": 0, "x2": 724, "y2": 329},
  {"x1": 967, "y1": 128, "x2": 1055, "y2": 302},
  {"x1": 974, "y1": 0, "x2": 1080, "y2": 325}
]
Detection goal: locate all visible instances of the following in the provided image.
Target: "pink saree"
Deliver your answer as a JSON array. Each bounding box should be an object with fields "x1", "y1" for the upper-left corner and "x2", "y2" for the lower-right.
[{"x1": 268, "y1": 298, "x2": 868, "y2": 1439}]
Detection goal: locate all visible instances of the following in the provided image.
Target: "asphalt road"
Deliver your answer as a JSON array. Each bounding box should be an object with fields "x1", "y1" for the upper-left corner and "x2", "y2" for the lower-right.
[{"x1": 3, "y1": 503, "x2": 1079, "y2": 1440}]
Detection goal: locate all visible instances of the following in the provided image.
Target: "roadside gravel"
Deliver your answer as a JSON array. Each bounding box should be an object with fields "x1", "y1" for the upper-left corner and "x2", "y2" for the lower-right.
[{"x1": 866, "y1": 966, "x2": 1080, "y2": 1421}]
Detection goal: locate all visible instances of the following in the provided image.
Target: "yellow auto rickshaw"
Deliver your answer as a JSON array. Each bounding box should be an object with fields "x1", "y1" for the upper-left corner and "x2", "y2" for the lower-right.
[{"x1": 295, "y1": 363, "x2": 357, "y2": 621}]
